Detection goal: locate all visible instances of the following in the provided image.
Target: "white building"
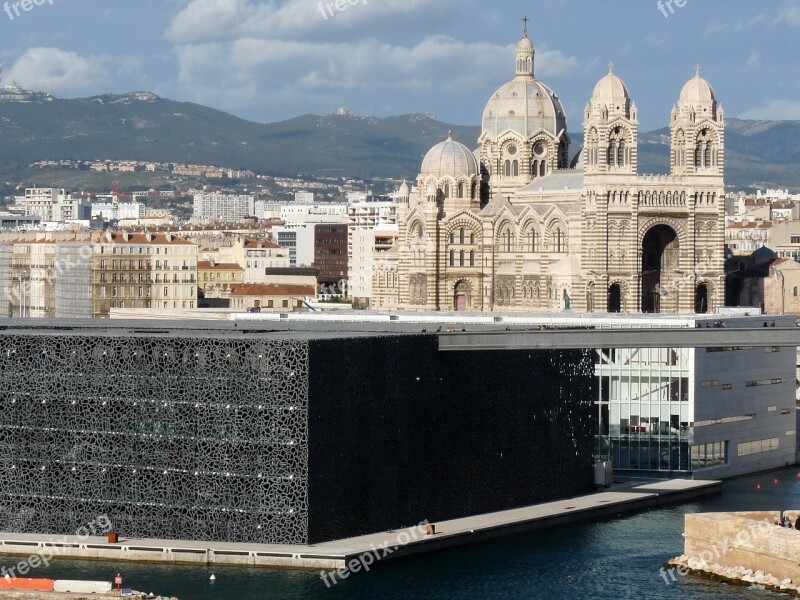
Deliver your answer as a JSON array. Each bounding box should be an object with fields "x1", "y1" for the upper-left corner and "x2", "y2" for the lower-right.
[
  {"x1": 91, "y1": 202, "x2": 144, "y2": 221},
  {"x1": 350, "y1": 224, "x2": 398, "y2": 306},
  {"x1": 294, "y1": 191, "x2": 315, "y2": 204},
  {"x1": 192, "y1": 193, "x2": 255, "y2": 222},
  {"x1": 272, "y1": 225, "x2": 316, "y2": 267},
  {"x1": 280, "y1": 203, "x2": 347, "y2": 225},
  {"x1": 347, "y1": 196, "x2": 399, "y2": 305}
]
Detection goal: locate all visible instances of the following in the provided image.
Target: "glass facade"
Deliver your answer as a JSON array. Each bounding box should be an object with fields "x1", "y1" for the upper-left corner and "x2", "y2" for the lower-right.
[{"x1": 595, "y1": 347, "x2": 693, "y2": 473}]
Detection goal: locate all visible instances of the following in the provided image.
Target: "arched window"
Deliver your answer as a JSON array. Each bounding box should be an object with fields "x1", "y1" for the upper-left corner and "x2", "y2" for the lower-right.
[
  {"x1": 512, "y1": 160, "x2": 519, "y2": 177},
  {"x1": 705, "y1": 142, "x2": 713, "y2": 167},
  {"x1": 528, "y1": 228, "x2": 539, "y2": 252},
  {"x1": 457, "y1": 183, "x2": 464, "y2": 198},
  {"x1": 695, "y1": 143, "x2": 703, "y2": 167},
  {"x1": 443, "y1": 183, "x2": 450, "y2": 197},
  {"x1": 469, "y1": 232, "x2": 475, "y2": 244},
  {"x1": 540, "y1": 161, "x2": 546, "y2": 177},
  {"x1": 794, "y1": 286, "x2": 798, "y2": 297},
  {"x1": 551, "y1": 227, "x2": 566, "y2": 253},
  {"x1": 617, "y1": 140, "x2": 625, "y2": 166},
  {"x1": 449, "y1": 231, "x2": 455, "y2": 244},
  {"x1": 459, "y1": 228, "x2": 465, "y2": 244},
  {"x1": 532, "y1": 160, "x2": 538, "y2": 179},
  {"x1": 449, "y1": 250, "x2": 455, "y2": 267},
  {"x1": 459, "y1": 250, "x2": 465, "y2": 267},
  {"x1": 607, "y1": 142, "x2": 617, "y2": 166},
  {"x1": 505, "y1": 160, "x2": 511, "y2": 176},
  {"x1": 469, "y1": 250, "x2": 475, "y2": 267}
]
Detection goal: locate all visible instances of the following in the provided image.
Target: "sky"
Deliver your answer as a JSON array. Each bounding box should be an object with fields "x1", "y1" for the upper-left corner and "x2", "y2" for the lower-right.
[{"x1": 0, "y1": 0, "x2": 799, "y2": 132}]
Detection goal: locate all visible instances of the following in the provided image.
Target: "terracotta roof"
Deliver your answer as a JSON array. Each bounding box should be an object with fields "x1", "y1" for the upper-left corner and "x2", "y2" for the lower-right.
[
  {"x1": 244, "y1": 240, "x2": 281, "y2": 249},
  {"x1": 229, "y1": 283, "x2": 315, "y2": 296},
  {"x1": 727, "y1": 222, "x2": 772, "y2": 229},
  {"x1": 198, "y1": 261, "x2": 244, "y2": 271},
  {"x1": 100, "y1": 231, "x2": 195, "y2": 245}
]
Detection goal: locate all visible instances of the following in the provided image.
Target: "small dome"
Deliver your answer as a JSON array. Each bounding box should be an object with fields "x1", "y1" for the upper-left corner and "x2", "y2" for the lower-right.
[
  {"x1": 398, "y1": 179, "x2": 409, "y2": 195},
  {"x1": 516, "y1": 33, "x2": 534, "y2": 53},
  {"x1": 680, "y1": 68, "x2": 716, "y2": 106},
  {"x1": 420, "y1": 133, "x2": 480, "y2": 178},
  {"x1": 592, "y1": 65, "x2": 630, "y2": 104}
]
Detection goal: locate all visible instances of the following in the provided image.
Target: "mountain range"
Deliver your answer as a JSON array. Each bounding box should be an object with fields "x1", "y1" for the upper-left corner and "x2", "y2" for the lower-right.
[{"x1": 0, "y1": 91, "x2": 798, "y2": 191}]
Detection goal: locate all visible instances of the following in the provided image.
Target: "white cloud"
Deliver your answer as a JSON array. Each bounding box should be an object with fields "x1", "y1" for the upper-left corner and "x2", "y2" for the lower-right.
[
  {"x1": 746, "y1": 50, "x2": 761, "y2": 67},
  {"x1": 740, "y1": 100, "x2": 800, "y2": 121},
  {"x1": 5, "y1": 48, "x2": 111, "y2": 95},
  {"x1": 166, "y1": 0, "x2": 459, "y2": 44},
  {"x1": 779, "y1": 0, "x2": 800, "y2": 26},
  {"x1": 171, "y1": 35, "x2": 578, "y2": 114}
]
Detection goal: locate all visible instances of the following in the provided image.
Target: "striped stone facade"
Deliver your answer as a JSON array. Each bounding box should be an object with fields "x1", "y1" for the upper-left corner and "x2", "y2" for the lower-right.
[{"x1": 372, "y1": 31, "x2": 725, "y2": 315}]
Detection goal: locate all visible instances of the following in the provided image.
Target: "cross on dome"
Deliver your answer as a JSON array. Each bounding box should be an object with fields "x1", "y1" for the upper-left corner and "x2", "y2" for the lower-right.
[
  {"x1": 522, "y1": 16, "x2": 529, "y2": 35},
  {"x1": 695, "y1": 64, "x2": 702, "y2": 77},
  {"x1": 608, "y1": 61, "x2": 615, "y2": 74}
]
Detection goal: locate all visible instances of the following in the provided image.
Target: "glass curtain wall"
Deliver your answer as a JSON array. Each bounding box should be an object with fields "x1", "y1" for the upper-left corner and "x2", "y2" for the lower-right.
[{"x1": 595, "y1": 347, "x2": 692, "y2": 472}]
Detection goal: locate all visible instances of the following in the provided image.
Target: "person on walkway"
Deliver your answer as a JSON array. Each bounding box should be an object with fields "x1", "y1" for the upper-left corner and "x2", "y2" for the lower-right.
[{"x1": 794, "y1": 516, "x2": 800, "y2": 531}]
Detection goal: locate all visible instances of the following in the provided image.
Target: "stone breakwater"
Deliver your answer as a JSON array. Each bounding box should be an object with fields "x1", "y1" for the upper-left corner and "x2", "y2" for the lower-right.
[
  {"x1": 668, "y1": 510, "x2": 800, "y2": 595},
  {"x1": 668, "y1": 554, "x2": 800, "y2": 594}
]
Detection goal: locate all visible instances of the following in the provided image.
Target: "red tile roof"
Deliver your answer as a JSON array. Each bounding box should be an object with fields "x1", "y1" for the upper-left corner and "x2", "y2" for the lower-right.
[{"x1": 229, "y1": 283, "x2": 315, "y2": 296}]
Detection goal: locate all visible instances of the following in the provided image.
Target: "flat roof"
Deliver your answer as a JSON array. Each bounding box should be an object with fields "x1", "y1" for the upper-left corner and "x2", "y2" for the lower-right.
[{"x1": 0, "y1": 312, "x2": 791, "y2": 343}]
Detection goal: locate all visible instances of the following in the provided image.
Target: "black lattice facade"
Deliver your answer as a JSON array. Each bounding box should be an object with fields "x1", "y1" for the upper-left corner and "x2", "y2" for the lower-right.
[{"x1": 0, "y1": 327, "x2": 595, "y2": 545}]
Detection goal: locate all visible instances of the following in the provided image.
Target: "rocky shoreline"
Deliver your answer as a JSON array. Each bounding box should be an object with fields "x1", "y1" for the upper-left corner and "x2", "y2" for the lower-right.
[{"x1": 669, "y1": 554, "x2": 800, "y2": 595}]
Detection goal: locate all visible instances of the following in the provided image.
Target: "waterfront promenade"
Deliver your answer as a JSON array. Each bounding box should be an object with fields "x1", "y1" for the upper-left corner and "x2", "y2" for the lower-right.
[{"x1": 0, "y1": 479, "x2": 721, "y2": 572}]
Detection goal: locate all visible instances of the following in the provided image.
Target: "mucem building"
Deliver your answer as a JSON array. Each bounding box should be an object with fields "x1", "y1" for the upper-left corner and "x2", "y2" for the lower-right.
[{"x1": 0, "y1": 321, "x2": 595, "y2": 545}]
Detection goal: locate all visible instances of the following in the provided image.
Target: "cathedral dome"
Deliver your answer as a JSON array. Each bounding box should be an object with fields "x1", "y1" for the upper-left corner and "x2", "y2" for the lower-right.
[
  {"x1": 482, "y1": 79, "x2": 567, "y2": 139},
  {"x1": 420, "y1": 133, "x2": 480, "y2": 178},
  {"x1": 679, "y1": 69, "x2": 716, "y2": 106},
  {"x1": 592, "y1": 68, "x2": 630, "y2": 104},
  {"x1": 482, "y1": 27, "x2": 566, "y2": 141}
]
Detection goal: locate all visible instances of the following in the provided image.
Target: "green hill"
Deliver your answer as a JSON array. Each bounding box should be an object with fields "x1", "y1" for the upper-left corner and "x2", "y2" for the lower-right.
[{"x1": 0, "y1": 91, "x2": 798, "y2": 190}]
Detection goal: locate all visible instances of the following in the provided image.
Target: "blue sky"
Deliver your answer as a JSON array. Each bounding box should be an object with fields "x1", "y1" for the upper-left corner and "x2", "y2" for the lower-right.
[{"x1": 1, "y1": 0, "x2": 799, "y2": 131}]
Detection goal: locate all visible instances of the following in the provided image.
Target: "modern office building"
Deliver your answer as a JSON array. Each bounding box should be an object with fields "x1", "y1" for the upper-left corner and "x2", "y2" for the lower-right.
[
  {"x1": 236, "y1": 311, "x2": 797, "y2": 480},
  {"x1": 0, "y1": 320, "x2": 595, "y2": 544}
]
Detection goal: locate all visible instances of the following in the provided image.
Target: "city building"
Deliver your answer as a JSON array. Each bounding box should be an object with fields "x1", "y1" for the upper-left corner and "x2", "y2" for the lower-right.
[
  {"x1": 91, "y1": 202, "x2": 145, "y2": 221},
  {"x1": 347, "y1": 196, "x2": 399, "y2": 306},
  {"x1": 314, "y1": 224, "x2": 348, "y2": 295},
  {"x1": 272, "y1": 225, "x2": 315, "y2": 267},
  {"x1": 198, "y1": 260, "x2": 245, "y2": 291},
  {"x1": 192, "y1": 193, "x2": 255, "y2": 222},
  {"x1": 226, "y1": 283, "x2": 316, "y2": 311},
  {"x1": 373, "y1": 27, "x2": 725, "y2": 314},
  {"x1": 92, "y1": 232, "x2": 199, "y2": 316}
]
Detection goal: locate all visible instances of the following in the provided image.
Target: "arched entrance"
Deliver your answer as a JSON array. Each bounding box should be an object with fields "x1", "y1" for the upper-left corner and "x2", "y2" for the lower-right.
[
  {"x1": 641, "y1": 225, "x2": 679, "y2": 313},
  {"x1": 695, "y1": 284, "x2": 709, "y2": 314},
  {"x1": 607, "y1": 284, "x2": 622, "y2": 313},
  {"x1": 454, "y1": 281, "x2": 469, "y2": 311}
]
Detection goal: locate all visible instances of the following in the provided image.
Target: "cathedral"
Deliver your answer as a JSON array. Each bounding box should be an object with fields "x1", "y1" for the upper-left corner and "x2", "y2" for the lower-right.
[{"x1": 372, "y1": 25, "x2": 725, "y2": 314}]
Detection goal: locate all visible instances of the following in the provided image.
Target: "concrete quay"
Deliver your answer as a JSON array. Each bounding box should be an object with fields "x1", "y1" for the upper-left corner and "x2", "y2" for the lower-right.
[{"x1": 0, "y1": 479, "x2": 721, "y2": 572}]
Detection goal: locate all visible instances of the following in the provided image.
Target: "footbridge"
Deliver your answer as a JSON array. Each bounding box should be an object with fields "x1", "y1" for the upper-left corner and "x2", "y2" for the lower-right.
[{"x1": 437, "y1": 327, "x2": 800, "y2": 352}]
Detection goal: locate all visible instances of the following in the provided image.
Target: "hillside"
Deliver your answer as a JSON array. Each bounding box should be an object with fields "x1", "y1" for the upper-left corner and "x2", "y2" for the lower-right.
[{"x1": 0, "y1": 91, "x2": 798, "y2": 190}]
